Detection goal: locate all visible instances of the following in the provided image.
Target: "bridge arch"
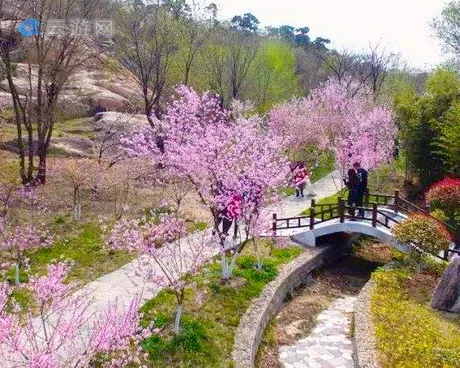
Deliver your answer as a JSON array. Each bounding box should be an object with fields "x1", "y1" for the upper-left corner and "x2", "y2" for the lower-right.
[
  {"x1": 272, "y1": 191, "x2": 459, "y2": 261},
  {"x1": 290, "y1": 220, "x2": 410, "y2": 254}
]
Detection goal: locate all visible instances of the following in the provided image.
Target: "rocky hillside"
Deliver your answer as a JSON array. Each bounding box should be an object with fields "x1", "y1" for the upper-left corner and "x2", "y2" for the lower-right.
[
  {"x1": 0, "y1": 51, "x2": 152, "y2": 158},
  {"x1": 0, "y1": 59, "x2": 143, "y2": 118}
]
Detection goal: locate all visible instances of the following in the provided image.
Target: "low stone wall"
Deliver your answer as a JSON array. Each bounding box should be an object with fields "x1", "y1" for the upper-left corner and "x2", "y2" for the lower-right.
[
  {"x1": 354, "y1": 280, "x2": 381, "y2": 368},
  {"x1": 232, "y1": 244, "x2": 347, "y2": 368}
]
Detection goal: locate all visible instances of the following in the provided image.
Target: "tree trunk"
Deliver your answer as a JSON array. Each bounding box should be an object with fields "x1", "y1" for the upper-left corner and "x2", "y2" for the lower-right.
[
  {"x1": 253, "y1": 238, "x2": 262, "y2": 270},
  {"x1": 35, "y1": 152, "x2": 47, "y2": 185},
  {"x1": 74, "y1": 203, "x2": 81, "y2": 221},
  {"x1": 26, "y1": 128, "x2": 34, "y2": 183},
  {"x1": 229, "y1": 251, "x2": 239, "y2": 275},
  {"x1": 173, "y1": 303, "x2": 183, "y2": 335},
  {"x1": 15, "y1": 263, "x2": 20, "y2": 286},
  {"x1": 221, "y1": 252, "x2": 231, "y2": 281},
  {"x1": 74, "y1": 187, "x2": 81, "y2": 221}
]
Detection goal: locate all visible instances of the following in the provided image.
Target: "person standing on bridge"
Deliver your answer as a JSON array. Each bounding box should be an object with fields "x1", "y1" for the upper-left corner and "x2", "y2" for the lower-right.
[
  {"x1": 344, "y1": 168, "x2": 359, "y2": 218},
  {"x1": 354, "y1": 162, "x2": 368, "y2": 218}
]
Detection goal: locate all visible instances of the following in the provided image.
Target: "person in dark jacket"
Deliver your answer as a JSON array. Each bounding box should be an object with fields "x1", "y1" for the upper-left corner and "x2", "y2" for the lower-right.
[
  {"x1": 344, "y1": 168, "x2": 359, "y2": 217},
  {"x1": 354, "y1": 162, "x2": 368, "y2": 218}
]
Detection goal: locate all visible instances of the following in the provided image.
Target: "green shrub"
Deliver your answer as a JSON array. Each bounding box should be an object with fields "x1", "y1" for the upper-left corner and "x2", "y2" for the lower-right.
[
  {"x1": 390, "y1": 250, "x2": 448, "y2": 276},
  {"x1": 392, "y1": 214, "x2": 452, "y2": 257}
]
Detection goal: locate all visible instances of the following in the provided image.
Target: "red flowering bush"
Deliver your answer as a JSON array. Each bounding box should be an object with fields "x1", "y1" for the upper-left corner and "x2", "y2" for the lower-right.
[
  {"x1": 426, "y1": 178, "x2": 460, "y2": 209},
  {"x1": 392, "y1": 214, "x2": 453, "y2": 256},
  {"x1": 426, "y1": 178, "x2": 460, "y2": 227}
]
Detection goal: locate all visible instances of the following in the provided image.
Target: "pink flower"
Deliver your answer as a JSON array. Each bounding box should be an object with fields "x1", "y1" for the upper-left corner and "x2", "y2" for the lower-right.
[{"x1": 269, "y1": 78, "x2": 397, "y2": 170}]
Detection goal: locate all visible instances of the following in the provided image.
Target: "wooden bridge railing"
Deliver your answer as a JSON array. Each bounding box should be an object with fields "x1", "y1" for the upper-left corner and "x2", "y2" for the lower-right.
[
  {"x1": 366, "y1": 190, "x2": 458, "y2": 235},
  {"x1": 272, "y1": 190, "x2": 459, "y2": 261}
]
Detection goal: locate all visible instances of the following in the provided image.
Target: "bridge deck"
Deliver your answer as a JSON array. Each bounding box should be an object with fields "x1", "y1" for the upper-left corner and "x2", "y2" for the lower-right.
[{"x1": 272, "y1": 194, "x2": 459, "y2": 262}]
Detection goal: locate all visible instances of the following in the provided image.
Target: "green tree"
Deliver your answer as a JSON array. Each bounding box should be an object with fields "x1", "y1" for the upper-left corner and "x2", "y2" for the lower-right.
[
  {"x1": 230, "y1": 13, "x2": 260, "y2": 33},
  {"x1": 248, "y1": 40, "x2": 301, "y2": 111},
  {"x1": 393, "y1": 68, "x2": 460, "y2": 185},
  {"x1": 432, "y1": 0, "x2": 460, "y2": 54},
  {"x1": 116, "y1": 0, "x2": 178, "y2": 127},
  {"x1": 426, "y1": 68, "x2": 460, "y2": 96},
  {"x1": 437, "y1": 102, "x2": 460, "y2": 176}
]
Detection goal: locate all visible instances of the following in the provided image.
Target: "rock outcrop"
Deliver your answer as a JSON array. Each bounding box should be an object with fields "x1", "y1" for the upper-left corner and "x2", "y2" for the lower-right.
[
  {"x1": 432, "y1": 257, "x2": 460, "y2": 313},
  {"x1": 0, "y1": 61, "x2": 143, "y2": 119},
  {"x1": 93, "y1": 112, "x2": 153, "y2": 161}
]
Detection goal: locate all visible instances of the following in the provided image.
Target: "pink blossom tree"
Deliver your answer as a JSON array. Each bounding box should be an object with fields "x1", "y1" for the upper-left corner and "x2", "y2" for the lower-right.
[
  {"x1": 123, "y1": 85, "x2": 290, "y2": 281},
  {"x1": 0, "y1": 262, "x2": 147, "y2": 367},
  {"x1": 107, "y1": 214, "x2": 213, "y2": 334},
  {"x1": 0, "y1": 217, "x2": 53, "y2": 285},
  {"x1": 269, "y1": 78, "x2": 397, "y2": 173}
]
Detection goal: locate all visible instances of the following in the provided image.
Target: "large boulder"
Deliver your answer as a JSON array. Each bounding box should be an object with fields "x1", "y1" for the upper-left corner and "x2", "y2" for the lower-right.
[
  {"x1": 90, "y1": 91, "x2": 130, "y2": 112},
  {"x1": 432, "y1": 257, "x2": 460, "y2": 313},
  {"x1": 0, "y1": 77, "x2": 36, "y2": 96},
  {"x1": 93, "y1": 111, "x2": 153, "y2": 161},
  {"x1": 0, "y1": 91, "x2": 13, "y2": 111}
]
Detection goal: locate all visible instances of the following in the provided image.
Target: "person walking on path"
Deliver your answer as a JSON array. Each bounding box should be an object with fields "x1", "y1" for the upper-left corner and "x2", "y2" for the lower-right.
[
  {"x1": 227, "y1": 190, "x2": 242, "y2": 238},
  {"x1": 344, "y1": 168, "x2": 359, "y2": 218},
  {"x1": 354, "y1": 162, "x2": 368, "y2": 218},
  {"x1": 213, "y1": 188, "x2": 242, "y2": 239},
  {"x1": 304, "y1": 163, "x2": 317, "y2": 196}
]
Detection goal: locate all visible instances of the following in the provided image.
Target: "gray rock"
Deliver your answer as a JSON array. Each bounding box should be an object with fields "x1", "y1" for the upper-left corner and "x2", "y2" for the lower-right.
[{"x1": 432, "y1": 257, "x2": 460, "y2": 313}]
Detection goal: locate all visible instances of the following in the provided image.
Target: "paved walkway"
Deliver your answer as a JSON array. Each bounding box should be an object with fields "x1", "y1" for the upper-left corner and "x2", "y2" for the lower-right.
[
  {"x1": 279, "y1": 296, "x2": 356, "y2": 368},
  {"x1": 85, "y1": 170, "x2": 342, "y2": 312},
  {"x1": 4, "y1": 171, "x2": 342, "y2": 366},
  {"x1": 276, "y1": 171, "x2": 342, "y2": 219}
]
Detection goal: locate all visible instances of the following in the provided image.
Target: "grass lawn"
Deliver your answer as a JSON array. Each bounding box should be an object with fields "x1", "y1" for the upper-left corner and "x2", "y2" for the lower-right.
[
  {"x1": 371, "y1": 257, "x2": 460, "y2": 368},
  {"x1": 301, "y1": 189, "x2": 347, "y2": 216},
  {"x1": 30, "y1": 222, "x2": 133, "y2": 283},
  {"x1": 140, "y1": 240, "x2": 303, "y2": 368},
  {"x1": 368, "y1": 157, "x2": 406, "y2": 194},
  {"x1": 310, "y1": 151, "x2": 336, "y2": 183},
  {"x1": 2, "y1": 221, "x2": 134, "y2": 285}
]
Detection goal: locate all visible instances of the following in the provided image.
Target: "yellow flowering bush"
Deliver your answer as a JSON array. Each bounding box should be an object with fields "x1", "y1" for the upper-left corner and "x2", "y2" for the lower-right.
[{"x1": 371, "y1": 269, "x2": 460, "y2": 368}]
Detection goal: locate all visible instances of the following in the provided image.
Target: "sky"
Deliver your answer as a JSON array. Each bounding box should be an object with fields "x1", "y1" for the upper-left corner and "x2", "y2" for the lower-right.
[{"x1": 215, "y1": 0, "x2": 450, "y2": 70}]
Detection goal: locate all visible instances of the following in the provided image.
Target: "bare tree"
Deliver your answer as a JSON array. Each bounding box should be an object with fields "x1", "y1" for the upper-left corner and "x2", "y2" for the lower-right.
[
  {"x1": 317, "y1": 44, "x2": 398, "y2": 100},
  {"x1": 116, "y1": 0, "x2": 178, "y2": 132},
  {"x1": 203, "y1": 27, "x2": 259, "y2": 106},
  {"x1": 317, "y1": 49, "x2": 355, "y2": 85},
  {"x1": 94, "y1": 112, "x2": 138, "y2": 168},
  {"x1": 172, "y1": 1, "x2": 217, "y2": 85},
  {"x1": 295, "y1": 47, "x2": 330, "y2": 93},
  {"x1": 316, "y1": 48, "x2": 368, "y2": 97},
  {"x1": 202, "y1": 29, "x2": 228, "y2": 102},
  {"x1": 228, "y1": 31, "x2": 259, "y2": 100},
  {"x1": 432, "y1": 1, "x2": 460, "y2": 55},
  {"x1": 362, "y1": 44, "x2": 399, "y2": 100},
  {"x1": 0, "y1": 0, "x2": 106, "y2": 184}
]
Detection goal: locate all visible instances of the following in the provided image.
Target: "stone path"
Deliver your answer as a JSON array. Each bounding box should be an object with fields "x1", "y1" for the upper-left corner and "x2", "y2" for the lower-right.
[
  {"x1": 84, "y1": 170, "x2": 343, "y2": 313},
  {"x1": 279, "y1": 296, "x2": 356, "y2": 368},
  {"x1": 4, "y1": 171, "x2": 343, "y2": 366},
  {"x1": 276, "y1": 171, "x2": 342, "y2": 219}
]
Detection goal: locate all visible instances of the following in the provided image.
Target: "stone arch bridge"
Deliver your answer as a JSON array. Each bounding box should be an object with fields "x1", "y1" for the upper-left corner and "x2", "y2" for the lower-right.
[{"x1": 272, "y1": 191, "x2": 459, "y2": 261}]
